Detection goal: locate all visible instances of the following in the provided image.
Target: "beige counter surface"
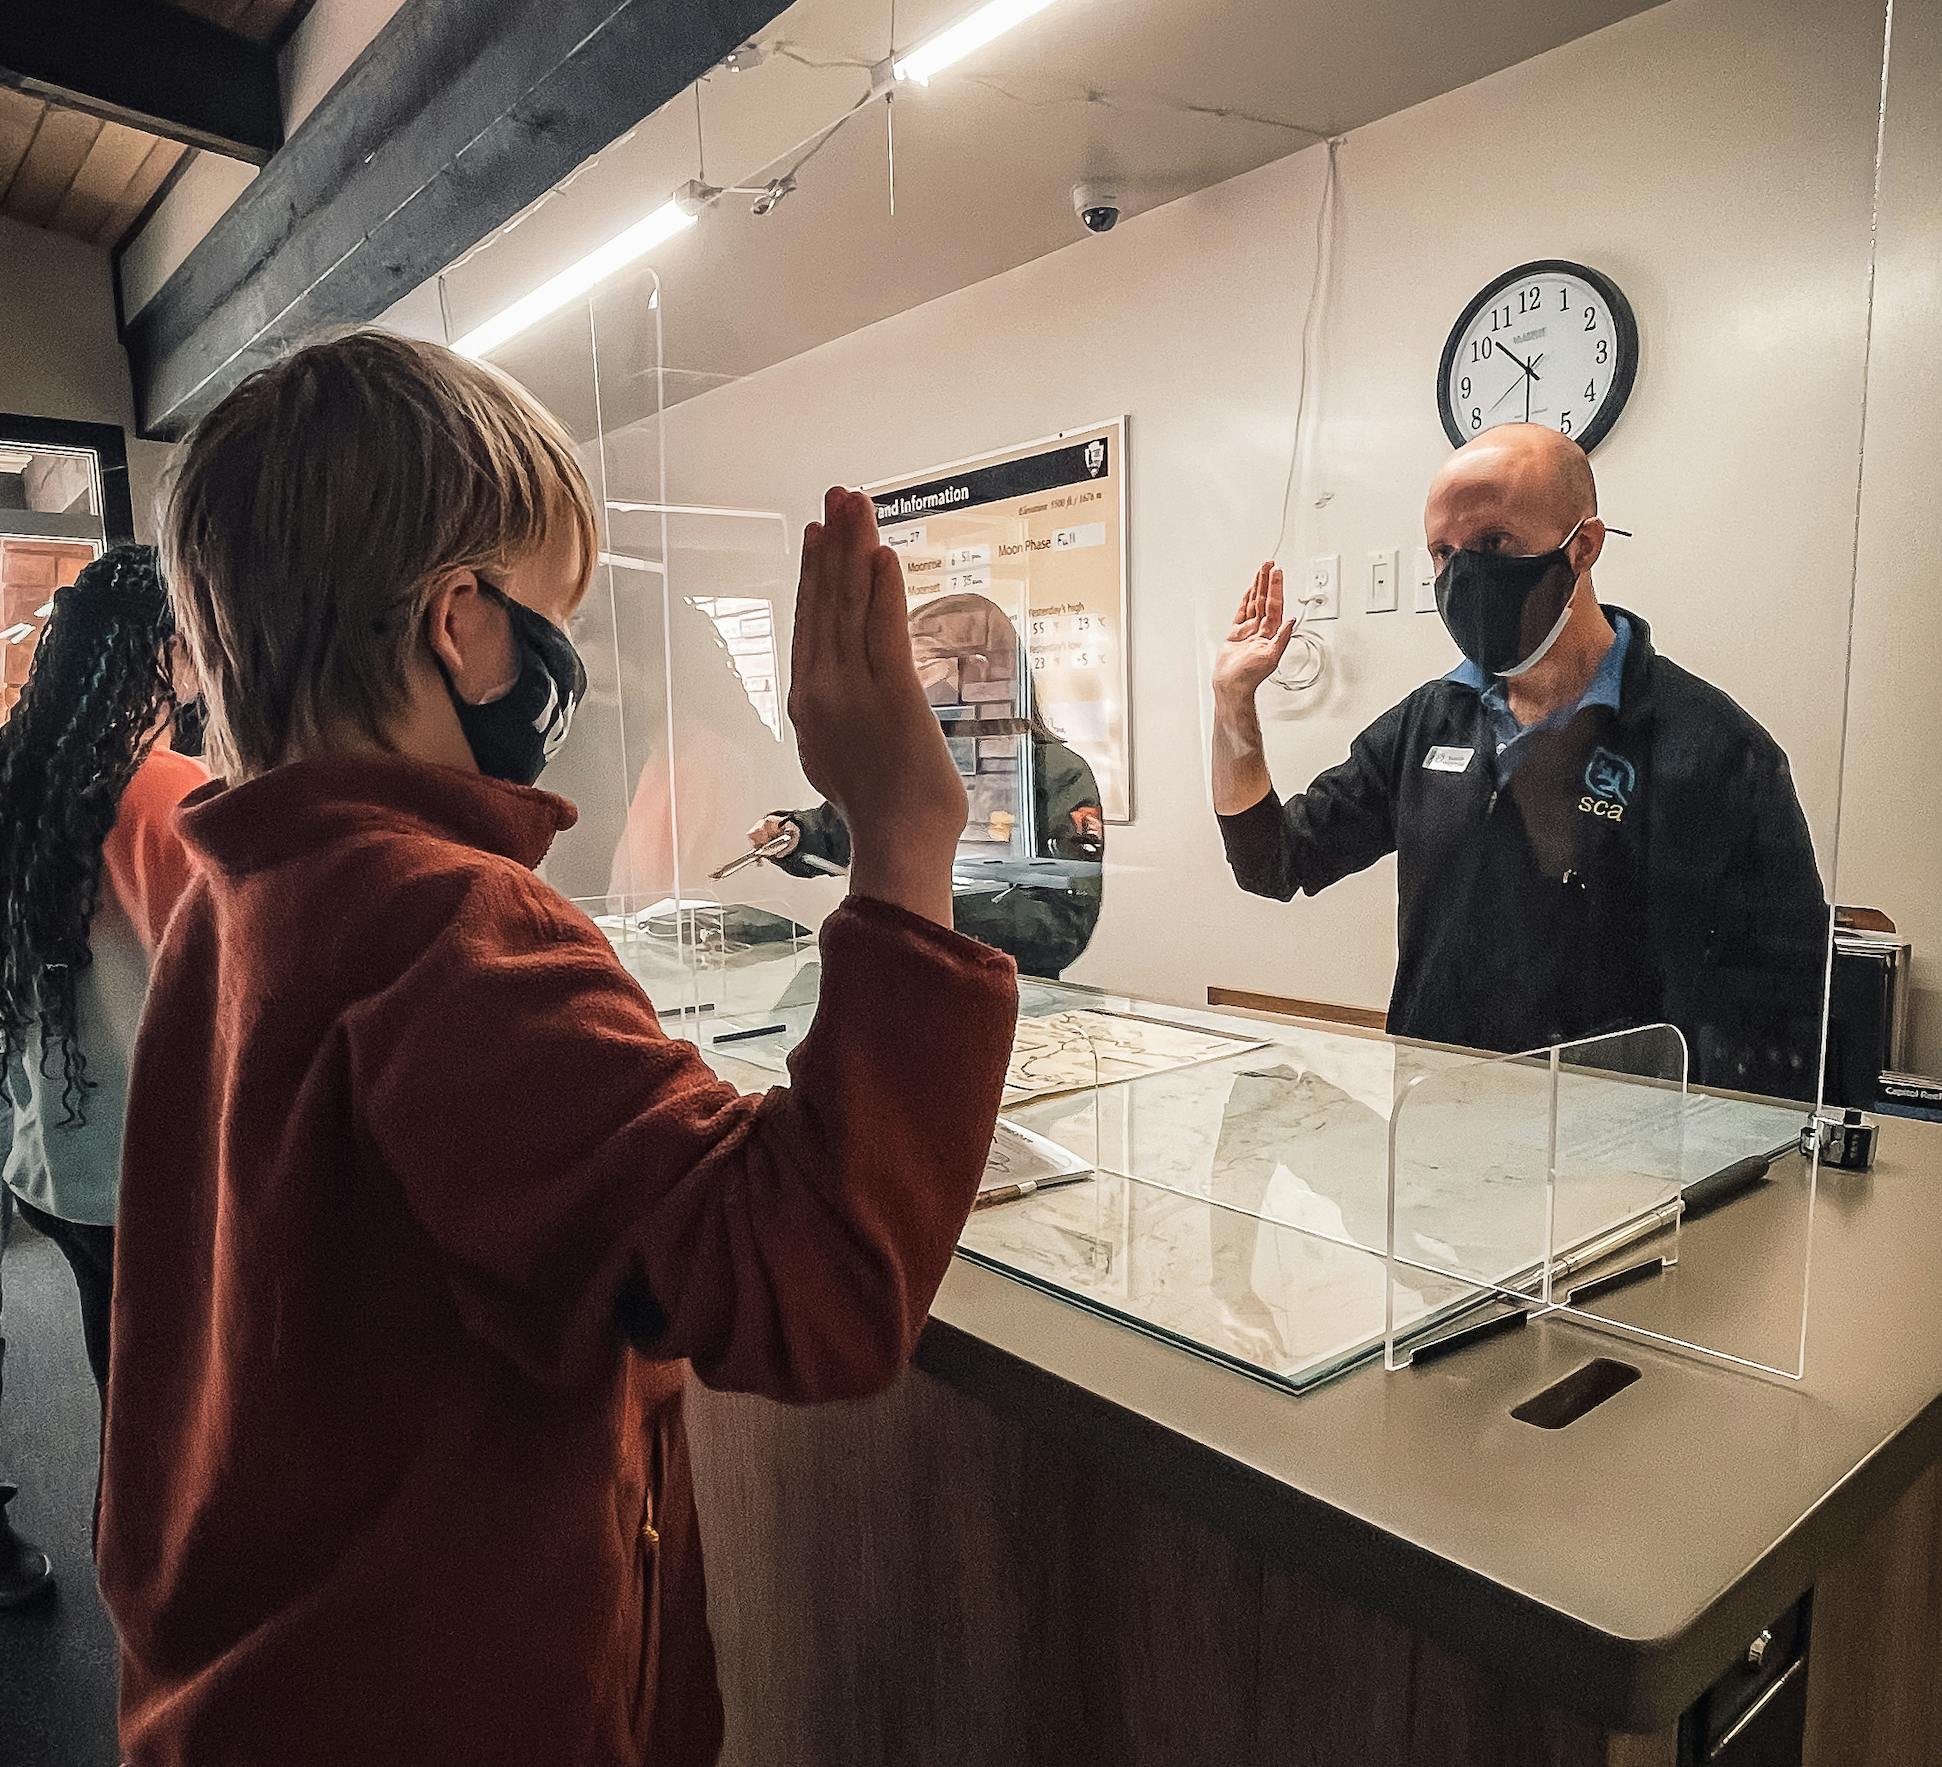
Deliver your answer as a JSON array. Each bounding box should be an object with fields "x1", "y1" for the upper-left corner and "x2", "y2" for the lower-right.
[{"x1": 897, "y1": 1123, "x2": 1941, "y2": 1729}]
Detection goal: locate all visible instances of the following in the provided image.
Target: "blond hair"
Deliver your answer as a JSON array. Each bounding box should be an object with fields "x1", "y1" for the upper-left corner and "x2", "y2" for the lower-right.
[{"x1": 163, "y1": 330, "x2": 597, "y2": 779}]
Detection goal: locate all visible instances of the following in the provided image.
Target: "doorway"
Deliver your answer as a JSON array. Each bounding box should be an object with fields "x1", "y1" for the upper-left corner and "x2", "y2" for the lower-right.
[{"x1": 0, "y1": 415, "x2": 135, "y2": 726}]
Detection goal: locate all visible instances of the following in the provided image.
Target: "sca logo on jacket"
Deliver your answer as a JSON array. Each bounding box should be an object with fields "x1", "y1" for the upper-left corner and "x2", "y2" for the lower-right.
[{"x1": 1579, "y1": 747, "x2": 1637, "y2": 822}]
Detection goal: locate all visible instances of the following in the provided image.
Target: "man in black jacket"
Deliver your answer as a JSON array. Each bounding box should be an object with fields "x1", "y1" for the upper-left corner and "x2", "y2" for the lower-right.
[{"x1": 1212, "y1": 424, "x2": 1827, "y2": 1099}]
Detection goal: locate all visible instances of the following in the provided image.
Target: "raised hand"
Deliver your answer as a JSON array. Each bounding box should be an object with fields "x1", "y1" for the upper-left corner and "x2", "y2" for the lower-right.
[
  {"x1": 787, "y1": 488, "x2": 966, "y2": 928},
  {"x1": 1212, "y1": 563, "x2": 1297, "y2": 707}
]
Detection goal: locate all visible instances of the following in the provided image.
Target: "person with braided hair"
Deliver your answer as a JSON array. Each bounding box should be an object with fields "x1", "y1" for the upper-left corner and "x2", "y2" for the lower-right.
[{"x1": 0, "y1": 543, "x2": 207, "y2": 1605}]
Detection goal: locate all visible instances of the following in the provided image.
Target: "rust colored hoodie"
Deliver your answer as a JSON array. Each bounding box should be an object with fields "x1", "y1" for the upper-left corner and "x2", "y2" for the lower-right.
[{"x1": 97, "y1": 755, "x2": 1017, "y2": 1765}]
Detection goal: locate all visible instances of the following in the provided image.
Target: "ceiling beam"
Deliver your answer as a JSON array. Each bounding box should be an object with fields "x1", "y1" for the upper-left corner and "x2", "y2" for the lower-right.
[
  {"x1": 0, "y1": 0, "x2": 282, "y2": 165},
  {"x1": 124, "y1": 0, "x2": 793, "y2": 440}
]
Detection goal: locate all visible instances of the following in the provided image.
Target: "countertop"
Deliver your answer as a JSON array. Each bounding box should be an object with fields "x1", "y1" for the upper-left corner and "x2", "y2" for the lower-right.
[
  {"x1": 909, "y1": 1123, "x2": 1942, "y2": 1730},
  {"x1": 684, "y1": 955, "x2": 1931, "y2": 1731}
]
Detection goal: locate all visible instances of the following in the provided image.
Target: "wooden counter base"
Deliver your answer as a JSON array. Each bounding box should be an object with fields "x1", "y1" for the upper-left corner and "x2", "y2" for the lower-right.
[
  {"x1": 687, "y1": 1366, "x2": 1680, "y2": 1766},
  {"x1": 686, "y1": 1361, "x2": 1942, "y2": 1766}
]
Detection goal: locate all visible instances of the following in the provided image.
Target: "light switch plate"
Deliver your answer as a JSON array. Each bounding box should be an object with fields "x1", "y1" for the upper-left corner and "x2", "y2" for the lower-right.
[
  {"x1": 1306, "y1": 554, "x2": 1340, "y2": 620},
  {"x1": 1412, "y1": 547, "x2": 1439, "y2": 613},
  {"x1": 1368, "y1": 548, "x2": 1399, "y2": 613}
]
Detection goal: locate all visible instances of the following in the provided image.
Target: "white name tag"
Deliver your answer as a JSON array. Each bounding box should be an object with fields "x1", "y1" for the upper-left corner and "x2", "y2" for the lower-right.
[{"x1": 1423, "y1": 746, "x2": 1475, "y2": 773}]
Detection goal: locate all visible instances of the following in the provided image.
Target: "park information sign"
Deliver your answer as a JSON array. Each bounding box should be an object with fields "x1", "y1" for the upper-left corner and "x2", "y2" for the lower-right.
[{"x1": 871, "y1": 419, "x2": 1131, "y2": 821}]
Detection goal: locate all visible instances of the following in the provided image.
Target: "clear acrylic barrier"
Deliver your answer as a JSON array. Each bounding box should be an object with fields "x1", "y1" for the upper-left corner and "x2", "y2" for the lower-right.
[
  {"x1": 1382, "y1": 1038, "x2": 1577, "y2": 1366},
  {"x1": 1547, "y1": 1047, "x2": 1812, "y2": 1380},
  {"x1": 578, "y1": 890, "x2": 706, "y2": 1025},
  {"x1": 429, "y1": 268, "x2": 679, "y2": 915},
  {"x1": 697, "y1": 964, "x2": 1111, "y2": 1306},
  {"x1": 1385, "y1": 1027, "x2": 1813, "y2": 1378},
  {"x1": 600, "y1": 499, "x2": 800, "y2": 908},
  {"x1": 676, "y1": 887, "x2": 818, "y2": 1046},
  {"x1": 419, "y1": 0, "x2": 1912, "y2": 1395},
  {"x1": 954, "y1": 1005, "x2": 1414, "y2": 1395},
  {"x1": 952, "y1": 985, "x2": 1524, "y2": 1392}
]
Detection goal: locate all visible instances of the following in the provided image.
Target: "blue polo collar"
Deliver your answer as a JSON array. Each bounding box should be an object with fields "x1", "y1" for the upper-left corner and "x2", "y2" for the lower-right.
[{"x1": 1445, "y1": 610, "x2": 1633, "y2": 725}]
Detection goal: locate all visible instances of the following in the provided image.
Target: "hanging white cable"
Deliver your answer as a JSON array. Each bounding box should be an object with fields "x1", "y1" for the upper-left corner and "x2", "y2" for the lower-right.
[
  {"x1": 1270, "y1": 589, "x2": 1330, "y2": 695},
  {"x1": 1265, "y1": 136, "x2": 1343, "y2": 701},
  {"x1": 1272, "y1": 135, "x2": 1341, "y2": 561}
]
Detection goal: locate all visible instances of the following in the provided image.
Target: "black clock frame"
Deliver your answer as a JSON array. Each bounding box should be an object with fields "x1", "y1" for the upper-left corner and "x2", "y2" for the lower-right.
[{"x1": 1436, "y1": 259, "x2": 1639, "y2": 453}]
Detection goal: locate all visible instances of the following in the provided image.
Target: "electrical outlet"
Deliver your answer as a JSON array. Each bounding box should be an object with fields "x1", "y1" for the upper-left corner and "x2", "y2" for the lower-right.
[
  {"x1": 1368, "y1": 548, "x2": 1399, "y2": 613},
  {"x1": 1305, "y1": 554, "x2": 1340, "y2": 621},
  {"x1": 1412, "y1": 547, "x2": 1439, "y2": 613}
]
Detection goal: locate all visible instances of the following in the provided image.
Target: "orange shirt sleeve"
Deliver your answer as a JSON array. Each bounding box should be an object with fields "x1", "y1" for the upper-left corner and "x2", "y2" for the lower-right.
[
  {"x1": 101, "y1": 747, "x2": 211, "y2": 953},
  {"x1": 347, "y1": 877, "x2": 1018, "y2": 1400}
]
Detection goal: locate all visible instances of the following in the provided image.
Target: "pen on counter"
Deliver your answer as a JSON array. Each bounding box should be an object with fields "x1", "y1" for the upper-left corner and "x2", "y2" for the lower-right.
[
  {"x1": 1548, "y1": 1156, "x2": 1773, "y2": 1285},
  {"x1": 1415, "y1": 1147, "x2": 1786, "y2": 1364},
  {"x1": 1547, "y1": 1200, "x2": 1682, "y2": 1283},
  {"x1": 1409, "y1": 1305, "x2": 1530, "y2": 1368},
  {"x1": 1551, "y1": 1152, "x2": 1777, "y2": 1292},
  {"x1": 712, "y1": 1022, "x2": 787, "y2": 1045},
  {"x1": 1564, "y1": 1255, "x2": 1670, "y2": 1308},
  {"x1": 973, "y1": 1172, "x2": 1091, "y2": 1211},
  {"x1": 1678, "y1": 1152, "x2": 1773, "y2": 1220}
]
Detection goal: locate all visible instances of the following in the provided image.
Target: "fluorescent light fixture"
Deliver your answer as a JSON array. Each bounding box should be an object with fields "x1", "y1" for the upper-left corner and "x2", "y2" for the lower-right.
[
  {"x1": 598, "y1": 549, "x2": 668, "y2": 576},
  {"x1": 452, "y1": 183, "x2": 710, "y2": 360},
  {"x1": 2, "y1": 622, "x2": 33, "y2": 644},
  {"x1": 893, "y1": 0, "x2": 1057, "y2": 84},
  {"x1": 607, "y1": 500, "x2": 786, "y2": 523},
  {"x1": 34, "y1": 600, "x2": 55, "y2": 617}
]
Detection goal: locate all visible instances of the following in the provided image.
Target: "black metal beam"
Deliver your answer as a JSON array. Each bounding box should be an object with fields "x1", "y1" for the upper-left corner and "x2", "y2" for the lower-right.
[
  {"x1": 0, "y1": 0, "x2": 282, "y2": 164},
  {"x1": 125, "y1": 0, "x2": 793, "y2": 440}
]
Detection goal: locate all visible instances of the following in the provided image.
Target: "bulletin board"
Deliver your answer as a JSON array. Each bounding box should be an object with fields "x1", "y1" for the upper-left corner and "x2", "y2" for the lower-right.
[{"x1": 870, "y1": 419, "x2": 1131, "y2": 821}]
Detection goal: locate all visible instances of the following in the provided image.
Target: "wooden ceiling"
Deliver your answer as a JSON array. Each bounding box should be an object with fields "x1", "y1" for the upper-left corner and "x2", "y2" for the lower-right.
[
  {"x1": 0, "y1": 89, "x2": 186, "y2": 247},
  {"x1": 0, "y1": 0, "x2": 305, "y2": 251}
]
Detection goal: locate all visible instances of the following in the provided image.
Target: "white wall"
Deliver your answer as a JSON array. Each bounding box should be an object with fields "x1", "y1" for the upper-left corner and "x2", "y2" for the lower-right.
[
  {"x1": 118, "y1": 0, "x2": 409, "y2": 320},
  {"x1": 0, "y1": 214, "x2": 171, "y2": 538},
  {"x1": 653, "y1": 0, "x2": 1923, "y2": 1041},
  {"x1": 117, "y1": 155, "x2": 256, "y2": 321},
  {"x1": 1839, "y1": 0, "x2": 1942, "y2": 1070},
  {"x1": 280, "y1": 0, "x2": 410, "y2": 128}
]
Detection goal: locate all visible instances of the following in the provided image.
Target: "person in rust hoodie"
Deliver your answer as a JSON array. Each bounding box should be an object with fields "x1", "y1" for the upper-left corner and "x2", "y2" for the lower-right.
[{"x1": 96, "y1": 330, "x2": 1018, "y2": 1766}]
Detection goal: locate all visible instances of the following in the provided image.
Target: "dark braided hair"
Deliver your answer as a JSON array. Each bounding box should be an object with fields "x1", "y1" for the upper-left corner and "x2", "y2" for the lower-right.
[{"x1": 0, "y1": 544, "x2": 178, "y2": 1126}]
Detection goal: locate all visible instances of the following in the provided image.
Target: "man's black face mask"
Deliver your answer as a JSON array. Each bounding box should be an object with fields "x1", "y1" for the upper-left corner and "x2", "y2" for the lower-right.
[{"x1": 1434, "y1": 518, "x2": 1587, "y2": 679}]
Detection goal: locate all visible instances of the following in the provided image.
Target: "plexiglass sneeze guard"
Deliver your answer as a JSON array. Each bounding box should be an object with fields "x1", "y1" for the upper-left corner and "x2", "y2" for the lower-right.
[
  {"x1": 419, "y1": 0, "x2": 1909, "y2": 1399},
  {"x1": 434, "y1": 251, "x2": 1830, "y2": 1396},
  {"x1": 976, "y1": 990, "x2": 1424, "y2": 1395},
  {"x1": 1385, "y1": 1028, "x2": 1813, "y2": 1379}
]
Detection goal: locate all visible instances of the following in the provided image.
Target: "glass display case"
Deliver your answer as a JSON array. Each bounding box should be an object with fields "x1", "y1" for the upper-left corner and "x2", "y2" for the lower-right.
[{"x1": 418, "y1": 0, "x2": 1910, "y2": 1391}]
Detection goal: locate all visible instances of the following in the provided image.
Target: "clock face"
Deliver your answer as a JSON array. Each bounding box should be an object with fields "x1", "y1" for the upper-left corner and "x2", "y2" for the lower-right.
[{"x1": 1438, "y1": 260, "x2": 1638, "y2": 453}]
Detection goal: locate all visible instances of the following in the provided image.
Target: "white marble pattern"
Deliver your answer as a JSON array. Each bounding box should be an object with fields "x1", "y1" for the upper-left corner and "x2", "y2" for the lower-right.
[{"x1": 697, "y1": 970, "x2": 1809, "y2": 1391}]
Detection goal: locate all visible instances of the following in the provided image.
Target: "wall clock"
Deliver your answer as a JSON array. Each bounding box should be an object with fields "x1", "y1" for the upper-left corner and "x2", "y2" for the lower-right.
[{"x1": 1437, "y1": 260, "x2": 1638, "y2": 452}]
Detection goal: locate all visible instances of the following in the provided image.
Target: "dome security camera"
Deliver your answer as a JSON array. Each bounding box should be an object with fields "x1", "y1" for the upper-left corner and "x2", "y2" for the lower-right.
[{"x1": 1072, "y1": 181, "x2": 1122, "y2": 234}]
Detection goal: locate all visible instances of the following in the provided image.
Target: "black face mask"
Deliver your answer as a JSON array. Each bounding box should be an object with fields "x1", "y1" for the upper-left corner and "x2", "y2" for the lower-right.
[
  {"x1": 443, "y1": 581, "x2": 588, "y2": 786},
  {"x1": 1434, "y1": 519, "x2": 1586, "y2": 679}
]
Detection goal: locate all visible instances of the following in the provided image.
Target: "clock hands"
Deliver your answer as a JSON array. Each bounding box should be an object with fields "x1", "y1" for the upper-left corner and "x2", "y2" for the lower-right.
[
  {"x1": 1488, "y1": 351, "x2": 1543, "y2": 415},
  {"x1": 1487, "y1": 346, "x2": 1544, "y2": 423}
]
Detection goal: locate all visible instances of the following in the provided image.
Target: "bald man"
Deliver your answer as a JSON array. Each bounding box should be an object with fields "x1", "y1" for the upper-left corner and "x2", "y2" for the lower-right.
[{"x1": 1212, "y1": 425, "x2": 1828, "y2": 1098}]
